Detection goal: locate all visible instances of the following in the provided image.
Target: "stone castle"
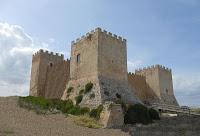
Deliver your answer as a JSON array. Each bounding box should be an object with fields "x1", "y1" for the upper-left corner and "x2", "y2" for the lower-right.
[{"x1": 29, "y1": 28, "x2": 178, "y2": 109}]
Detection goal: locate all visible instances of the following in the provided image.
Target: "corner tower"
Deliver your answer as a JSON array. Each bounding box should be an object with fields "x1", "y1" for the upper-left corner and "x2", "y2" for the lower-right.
[
  {"x1": 133, "y1": 65, "x2": 178, "y2": 105},
  {"x1": 30, "y1": 49, "x2": 70, "y2": 98},
  {"x1": 62, "y1": 28, "x2": 140, "y2": 107}
]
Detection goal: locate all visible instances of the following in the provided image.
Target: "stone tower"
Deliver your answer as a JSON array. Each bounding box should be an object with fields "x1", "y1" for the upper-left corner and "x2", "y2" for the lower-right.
[
  {"x1": 129, "y1": 65, "x2": 178, "y2": 105},
  {"x1": 62, "y1": 28, "x2": 140, "y2": 107},
  {"x1": 30, "y1": 49, "x2": 70, "y2": 99}
]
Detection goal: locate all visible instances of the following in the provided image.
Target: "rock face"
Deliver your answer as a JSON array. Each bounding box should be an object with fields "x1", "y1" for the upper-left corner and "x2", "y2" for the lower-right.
[
  {"x1": 99, "y1": 102, "x2": 124, "y2": 128},
  {"x1": 62, "y1": 28, "x2": 140, "y2": 107}
]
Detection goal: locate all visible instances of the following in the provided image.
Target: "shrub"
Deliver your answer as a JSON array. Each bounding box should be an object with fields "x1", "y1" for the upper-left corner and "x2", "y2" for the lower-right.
[
  {"x1": 124, "y1": 104, "x2": 152, "y2": 125},
  {"x1": 116, "y1": 93, "x2": 121, "y2": 99},
  {"x1": 72, "y1": 115, "x2": 103, "y2": 128},
  {"x1": 18, "y1": 96, "x2": 90, "y2": 116},
  {"x1": 75, "y1": 95, "x2": 83, "y2": 105},
  {"x1": 79, "y1": 89, "x2": 84, "y2": 95},
  {"x1": 104, "y1": 91, "x2": 109, "y2": 96},
  {"x1": 89, "y1": 105, "x2": 103, "y2": 119},
  {"x1": 84, "y1": 82, "x2": 93, "y2": 94},
  {"x1": 67, "y1": 87, "x2": 73, "y2": 93},
  {"x1": 90, "y1": 93, "x2": 95, "y2": 99},
  {"x1": 148, "y1": 108, "x2": 160, "y2": 120}
]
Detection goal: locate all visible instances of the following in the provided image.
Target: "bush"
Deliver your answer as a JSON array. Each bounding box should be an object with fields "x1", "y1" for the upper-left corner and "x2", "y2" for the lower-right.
[
  {"x1": 124, "y1": 104, "x2": 152, "y2": 125},
  {"x1": 79, "y1": 89, "x2": 84, "y2": 95},
  {"x1": 84, "y1": 82, "x2": 93, "y2": 94},
  {"x1": 75, "y1": 95, "x2": 83, "y2": 105},
  {"x1": 104, "y1": 91, "x2": 109, "y2": 96},
  {"x1": 72, "y1": 115, "x2": 103, "y2": 128},
  {"x1": 89, "y1": 105, "x2": 103, "y2": 119},
  {"x1": 18, "y1": 96, "x2": 89, "y2": 116},
  {"x1": 67, "y1": 87, "x2": 73, "y2": 93},
  {"x1": 148, "y1": 108, "x2": 160, "y2": 120}
]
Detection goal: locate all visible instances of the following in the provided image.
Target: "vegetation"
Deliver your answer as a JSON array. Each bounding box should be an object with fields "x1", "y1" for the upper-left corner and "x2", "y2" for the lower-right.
[
  {"x1": 79, "y1": 89, "x2": 84, "y2": 95},
  {"x1": 104, "y1": 91, "x2": 110, "y2": 96},
  {"x1": 75, "y1": 95, "x2": 83, "y2": 105},
  {"x1": 72, "y1": 115, "x2": 102, "y2": 129},
  {"x1": 89, "y1": 105, "x2": 103, "y2": 119},
  {"x1": 67, "y1": 87, "x2": 73, "y2": 93},
  {"x1": 18, "y1": 96, "x2": 89, "y2": 115},
  {"x1": 116, "y1": 93, "x2": 121, "y2": 99},
  {"x1": 124, "y1": 104, "x2": 152, "y2": 125},
  {"x1": 148, "y1": 108, "x2": 160, "y2": 120},
  {"x1": 90, "y1": 93, "x2": 95, "y2": 99},
  {"x1": 84, "y1": 82, "x2": 93, "y2": 94}
]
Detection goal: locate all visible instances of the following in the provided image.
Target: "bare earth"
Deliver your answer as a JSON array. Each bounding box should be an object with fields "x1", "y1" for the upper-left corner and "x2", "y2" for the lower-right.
[{"x1": 0, "y1": 97, "x2": 129, "y2": 136}]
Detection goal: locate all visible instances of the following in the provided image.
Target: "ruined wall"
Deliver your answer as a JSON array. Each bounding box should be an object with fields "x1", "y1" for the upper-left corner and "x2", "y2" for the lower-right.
[
  {"x1": 44, "y1": 60, "x2": 70, "y2": 99},
  {"x1": 29, "y1": 49, "x2": 70, "y2": 99}
]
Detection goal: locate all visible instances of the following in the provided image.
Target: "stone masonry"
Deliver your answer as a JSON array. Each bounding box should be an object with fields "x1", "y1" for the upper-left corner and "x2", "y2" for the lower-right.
[
  {"x1": 29, "y1": 27, "x2": 178, "y2": 107},
  {"x1": 29, "y1": 50, "x2": 70, "y2": 99},
  {"x1": 62, "y1": 28, "x2": 140, "y2": 108},
  {"x1": 128, "y1": 65, "x2": 178, "y2": 106}
]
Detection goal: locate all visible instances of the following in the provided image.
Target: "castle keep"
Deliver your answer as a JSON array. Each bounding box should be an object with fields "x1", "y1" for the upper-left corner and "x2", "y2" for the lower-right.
[{"x1": 29, "y1": 27, "x2": 178, "y2": 108}]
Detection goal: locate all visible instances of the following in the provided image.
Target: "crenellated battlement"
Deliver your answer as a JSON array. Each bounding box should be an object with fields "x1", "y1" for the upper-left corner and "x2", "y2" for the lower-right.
[
  {"x1": 71, "y1": 27, "x2": 127, "y2": 46},
  {"x1": 135, "y1": 64, "x2": 172, "y2": 73},
  {"x1": 32, "y1": 49, "x2": 64, "y2": 60}
]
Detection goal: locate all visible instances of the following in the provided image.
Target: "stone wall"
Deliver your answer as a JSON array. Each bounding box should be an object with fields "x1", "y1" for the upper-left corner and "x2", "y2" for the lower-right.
[
  {"x1": 128, "y1": 73, "x2": 159, "y2": 104},
  {"x1": 29, "y1": 49, "x2": 70, "y2": 99},
  {"x1": 129, "y1": 65, "x2": 178, "y2": 106},
  {"x1": 62, "y1": 28, "x2": 140, "y2": 107},
  {"x1": 44, "y1": 60, "x2": 70, "y2": 99}
]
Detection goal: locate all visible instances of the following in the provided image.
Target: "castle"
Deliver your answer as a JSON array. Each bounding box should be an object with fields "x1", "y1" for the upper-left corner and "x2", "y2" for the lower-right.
[{"x1": 29, "y1": 28, "x2": 178, "y2": 108}]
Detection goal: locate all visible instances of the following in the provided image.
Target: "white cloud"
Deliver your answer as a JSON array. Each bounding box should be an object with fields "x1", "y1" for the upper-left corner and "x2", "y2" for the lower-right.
[
  {"x1": 127, "y1": 60, "x2": 143, "y2": 72},
  {"x1": 0, "y1": 22, "x2": 49, "y2": 96}
]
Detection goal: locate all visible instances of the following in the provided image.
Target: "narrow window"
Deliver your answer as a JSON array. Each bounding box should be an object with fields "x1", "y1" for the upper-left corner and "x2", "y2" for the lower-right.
[
  {"x1": 77, "y1": 54, "x2": 80, "y2": 63},
  {"x1": 166, "y1": 89, "x2": 169, "y2": 94},
  {"x1": 50, "y1": 63, "x2": 53, "y2": 67}
]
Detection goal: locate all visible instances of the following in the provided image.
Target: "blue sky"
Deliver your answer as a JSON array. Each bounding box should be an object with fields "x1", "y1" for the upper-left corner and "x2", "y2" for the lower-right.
[{"x1": 0, "y1": 0, "x2": 200, "y2": 106}]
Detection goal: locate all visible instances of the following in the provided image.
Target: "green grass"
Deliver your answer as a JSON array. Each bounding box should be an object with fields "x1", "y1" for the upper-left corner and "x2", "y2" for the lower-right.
[
  {"x1": 72, "y1": 115, "x2": 103, "y2": 129},
  {"x1": 18, "y1": 96, "x2": 89, "y2": 115}
]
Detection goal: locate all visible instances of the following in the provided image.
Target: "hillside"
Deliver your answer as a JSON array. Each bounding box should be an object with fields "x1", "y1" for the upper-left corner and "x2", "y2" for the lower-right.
[{"x1": 0, "y1": 97, "x2": 129, "y2": 136}]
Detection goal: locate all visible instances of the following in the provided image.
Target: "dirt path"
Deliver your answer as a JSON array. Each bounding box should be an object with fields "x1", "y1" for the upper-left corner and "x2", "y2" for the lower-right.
[{"x1": 0, "y1": 97, "x2": 129, "y2": 136}]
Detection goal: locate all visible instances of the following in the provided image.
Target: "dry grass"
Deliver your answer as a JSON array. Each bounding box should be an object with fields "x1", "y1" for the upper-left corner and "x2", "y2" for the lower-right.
[
  {"x1": 72, "y1": 115, "x2": 103, "y2": 129},
  {"x1": 0, "y1": 128, "x2": 14, "y2": 135}
]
